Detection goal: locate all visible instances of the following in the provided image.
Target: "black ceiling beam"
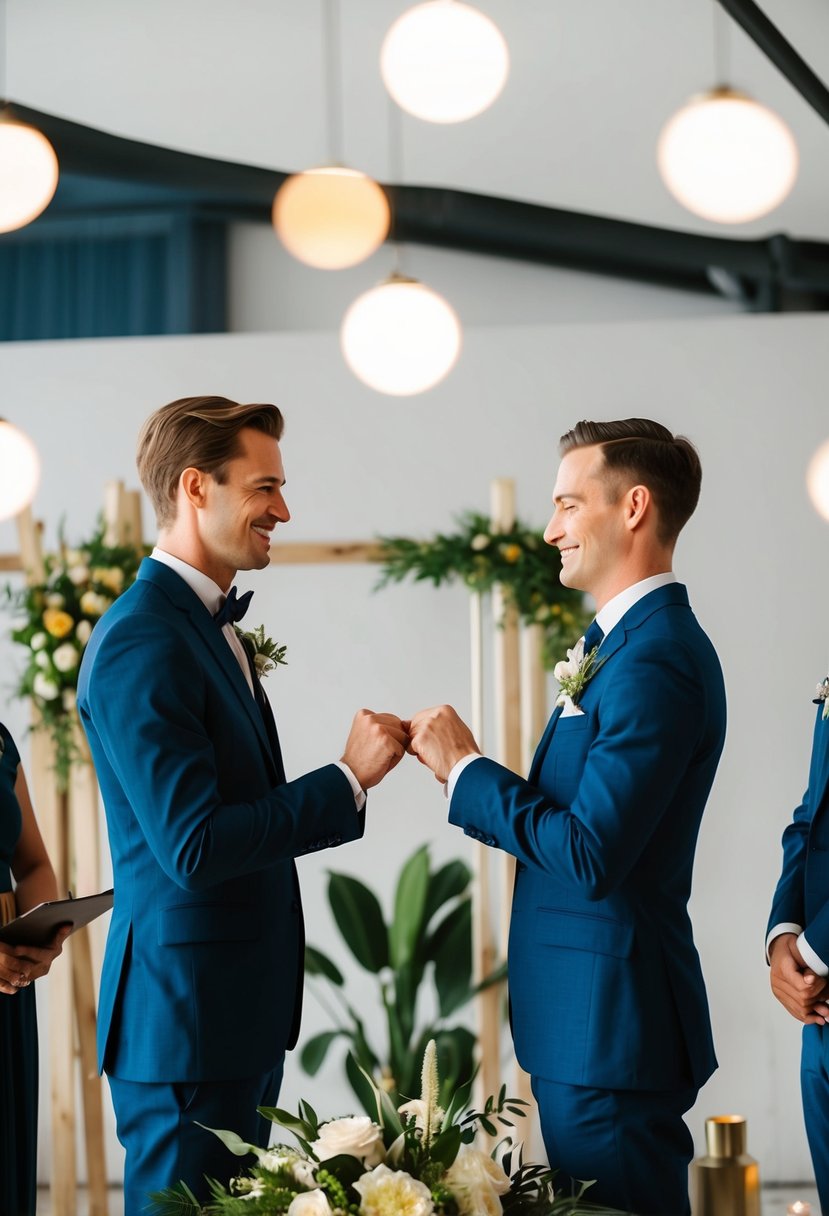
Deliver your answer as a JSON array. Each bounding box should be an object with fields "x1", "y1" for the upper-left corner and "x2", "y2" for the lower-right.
[
  {"x1": 5, "y1": 102, "x2": 829, "y2": 310},
  {"x1": 716, "y1": 0, "x2": 829, "y2": 128}
]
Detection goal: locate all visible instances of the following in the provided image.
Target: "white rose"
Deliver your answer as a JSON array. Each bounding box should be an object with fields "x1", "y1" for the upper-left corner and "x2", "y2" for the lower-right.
[
  {"x1": 30, "y1": 632, "x2": 48, "y2": 651},
  {"x1": 33, "y1": 673, "x2": 60, "y2": 701},
  {"x1": 68, "y1": 565, "x2": 90, "y2": 586},
  {"x1": 53, "y1": 643, "x2": 79, "y2": 673},
  {"x1": 312, "y1": 1116, "x2": 384, "y2": 1167},
  {"x1": 287, "y1": 1190, "x2": 332, "y2": 1216},
  {"x1": 62, "y1": 689, "x2": 77, "y2": 712},
  {"x1": 445, "y1": 1145, "x2": 511, "y2": 1216},
  {"x1": 45, "y1": 593, "x2": 65, "y2": 609},
  {"x1": 75, "y1": 619, "x2": 93, "y2": 645},
  {"x1": 354, "y1": 1164, "x2": 434, "y2": 1216},
  {"x1": 35, "y1": 650, "x2": 52, "y2": 670}
]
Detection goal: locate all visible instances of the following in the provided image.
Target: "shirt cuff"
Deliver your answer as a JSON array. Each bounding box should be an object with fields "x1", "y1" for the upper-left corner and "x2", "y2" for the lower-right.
[
  {"x1": 766, "y1": 922, "x2": 803, "y2": 964},
  {"x1": 798, "y1": 931, "x2": 829, "y2": 978},
  {"x1": 335, "y1": 761, "x2": 366, "y2": 812},
  {"x1": 445, "y1": 753, "x2": 484, "y2": 803}
]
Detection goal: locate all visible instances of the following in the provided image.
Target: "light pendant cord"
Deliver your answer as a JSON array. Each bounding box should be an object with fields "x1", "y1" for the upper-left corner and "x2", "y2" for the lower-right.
[
  {"x1": 323, "y1": 0, "x2": 344, "y2": 163},
  {"x1": 712, "y1": 0, "x2": 732, "y2": 87}
]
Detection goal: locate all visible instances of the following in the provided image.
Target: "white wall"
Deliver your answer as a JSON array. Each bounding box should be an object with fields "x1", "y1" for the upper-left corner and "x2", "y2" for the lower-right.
[{"x1": 2, "y1": 310, "x2": 828, "y2": 1184}]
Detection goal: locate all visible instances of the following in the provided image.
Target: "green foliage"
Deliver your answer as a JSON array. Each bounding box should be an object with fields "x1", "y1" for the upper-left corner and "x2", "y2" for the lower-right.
[
  {"x1": 376, "y1": 510, "x2": 590, "y2": 667},
  {"x1": 304, "y1": 845, "x2": 493, "y2": 1112},
  {"x1": 3, "y1": 522, "x2": 145, "y2": 790}
]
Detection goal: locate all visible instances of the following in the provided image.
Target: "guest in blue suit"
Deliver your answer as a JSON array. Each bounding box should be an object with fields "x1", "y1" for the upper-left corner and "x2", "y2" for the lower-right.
[
  {"x1": 408, "y1": 418, "x2": 726, "y2": 1216},
  {"x1": 77, "y1": 396, "x2": 408, "y2": 1213},
  {"x1": 768, "y1": 680, "x2": 829, "y2": 1212}
]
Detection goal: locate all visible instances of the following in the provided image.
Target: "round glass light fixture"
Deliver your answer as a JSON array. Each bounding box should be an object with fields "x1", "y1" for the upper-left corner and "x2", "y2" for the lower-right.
[
  {"x1": 807, "y1": 439, "x2": 829, "y2": 523},
  {"x1": 381, "y1": 0, "x2": 509, "y2": 124},
  {"x1": 657, "y1": 87, "x2": 798, "y2": 224},
  {"x1": 0, "y1": 112, "x2": 59, "y2": 234},
  {"x1": 0, "y1": 419, "x2": 41, "y2": 519},
  {"x1": 272, "y1": 165, "x2": 390, "y2": 269},
  {"x1": 341, "y1": 273, "x2": 462, "y2": 395}
]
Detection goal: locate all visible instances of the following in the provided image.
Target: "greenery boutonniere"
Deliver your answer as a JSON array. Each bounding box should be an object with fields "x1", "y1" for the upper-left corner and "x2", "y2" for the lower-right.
[
  {"x1": 236, "y1": 624, "x2": 287, "y2": 679},
  {"x1": 554, "y1": 639, "x2": 605, "y2": 709},
  {"x1": 814, "y1": 676, "x2": 829, "y2": 721}
]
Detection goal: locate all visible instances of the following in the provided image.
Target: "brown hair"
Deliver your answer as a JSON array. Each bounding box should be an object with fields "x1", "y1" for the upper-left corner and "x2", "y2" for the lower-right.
[
  {"x1": 559, "y1": 418, "x2": 701, "y2": 545},
  {"x1": 137, "y1": 396, "x2": 284, "y2": 528}
]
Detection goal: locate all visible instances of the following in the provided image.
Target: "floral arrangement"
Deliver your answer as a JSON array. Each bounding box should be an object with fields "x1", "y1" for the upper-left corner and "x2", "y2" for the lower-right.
[
  {"x1": 554, "y1": 642, "x2": 605, "y2": 712},
  {"x1": 4, "y1": 524, "x2": 144, "y2": 789},
  {"x1": 376, "y1": 512, "x2": 588, "y2": 668},
  {"x1": 814, "y1": 676, "x2": 829, "y2": 721},
  {"x1": 151, "y1": 1040, "x2": 618, "y2": 1216}
]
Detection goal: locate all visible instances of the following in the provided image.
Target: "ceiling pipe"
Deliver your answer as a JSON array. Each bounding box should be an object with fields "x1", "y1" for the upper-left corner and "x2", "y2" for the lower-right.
[{"x1": 715, "y1": 0, "x2": 829, "y2": 128}]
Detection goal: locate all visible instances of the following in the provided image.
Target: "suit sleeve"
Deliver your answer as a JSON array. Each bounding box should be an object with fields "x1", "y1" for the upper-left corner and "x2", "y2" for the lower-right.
[
  {"x1": 767, "y1": 786, "x2": 810, "y2": 940},
  {"x1": 79, "y1": 611, "x2": 363, "y2": 892},
  {"x1": 449, "y1": 640, "x2": 713, "y2": 900}
]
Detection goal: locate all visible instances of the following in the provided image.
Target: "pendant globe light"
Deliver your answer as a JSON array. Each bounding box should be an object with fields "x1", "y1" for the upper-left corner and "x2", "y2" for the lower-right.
[
  {"x1": 272, "y1": 0, "x2": 389, "y2": 269},
  {"x1": 0, "y1": 419, "x2": 40, "y2": 518},
  {"x1": 381, "y1": 0, "x2": 509, "y2": 124},
  {"x1": 657, "y1": 86, "x2": 798, "y2": 223},
  {"x1": 341, "y1": 272, "x2": 461, "y2": 396},
  {"x1": 0, "y1": 108, "x2": 59, "y2": 233},
  {"x1": 807, "y1": 439, "x2": 829, "y2": 523}
]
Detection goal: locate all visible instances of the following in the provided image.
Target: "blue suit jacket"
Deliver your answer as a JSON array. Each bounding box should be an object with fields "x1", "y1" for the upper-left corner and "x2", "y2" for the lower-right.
[
  {"x1": 450, "y1": 583, "x2": 725, "y2": 1091},
  {"x1": 768, "y1": 702, "x2": 829, "y2": 962},
  {"x1": 77, "y1": 558, "x2": 363, "y2": 1083}
]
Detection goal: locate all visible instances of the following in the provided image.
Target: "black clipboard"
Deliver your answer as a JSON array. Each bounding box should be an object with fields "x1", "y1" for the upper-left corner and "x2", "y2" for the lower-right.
[{"x1": 0, "y1": 889, "x2": 114, "y2": 947}]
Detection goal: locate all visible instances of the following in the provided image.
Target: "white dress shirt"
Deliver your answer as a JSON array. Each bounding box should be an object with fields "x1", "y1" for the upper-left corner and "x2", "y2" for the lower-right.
[
  {"x1": 150, "y1": 548, "x2": 364, "y2": 809},
  {"x1": 445, "y1": 570, "x2": 677, "y2": 802}
]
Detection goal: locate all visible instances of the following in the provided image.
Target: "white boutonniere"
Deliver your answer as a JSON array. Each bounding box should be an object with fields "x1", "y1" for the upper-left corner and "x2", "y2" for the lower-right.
[
  {"x1": 554, "y1": 638, "x2": 605, "y2": 710},
  {"x1": 235, "y1": 624, "x2": 287, "y2": 679},
  {"x1": 814, "y1": 676, "x2": 829, "y2": 720}
]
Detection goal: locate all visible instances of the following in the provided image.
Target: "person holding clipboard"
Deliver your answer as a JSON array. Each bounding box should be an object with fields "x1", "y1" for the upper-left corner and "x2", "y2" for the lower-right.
[{"x1": 0, "y1": 720, "x2": 70, "y2": 1216}]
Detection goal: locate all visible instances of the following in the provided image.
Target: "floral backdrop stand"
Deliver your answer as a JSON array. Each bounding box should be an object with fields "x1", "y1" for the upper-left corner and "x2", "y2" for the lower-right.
[{"x1": 11, "y1": 483, "x2": 143, "y2": 1216}]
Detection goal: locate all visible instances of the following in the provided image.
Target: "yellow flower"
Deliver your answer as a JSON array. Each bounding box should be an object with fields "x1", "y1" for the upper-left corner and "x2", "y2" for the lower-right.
[
  {"x1": 500, "y1": 543, "x2": 522, "y2": 563},
  {"x1": 43, "y1": 608, "x2": 74, "y2": 639},
  {"x1": 92, "y1": 566, "x2": 124, "y2": 593}
]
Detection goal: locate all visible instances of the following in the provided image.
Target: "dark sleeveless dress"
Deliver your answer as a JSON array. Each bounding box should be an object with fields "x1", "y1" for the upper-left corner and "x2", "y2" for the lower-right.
[{"x1": 0, "y1": 722, "x2": 39, "y2": 1216}]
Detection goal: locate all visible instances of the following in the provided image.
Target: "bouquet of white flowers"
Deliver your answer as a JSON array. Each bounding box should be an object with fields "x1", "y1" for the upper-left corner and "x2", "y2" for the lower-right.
[{"x1": 150, "y1": 1042, "x2": 620, "y2": 1216}]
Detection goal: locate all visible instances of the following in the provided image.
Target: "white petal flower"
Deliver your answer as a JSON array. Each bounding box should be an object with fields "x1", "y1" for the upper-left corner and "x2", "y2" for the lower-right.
[
  {"x1": 30, "y1": 631, "x2": 48, "y2": 651},
  {"x1": 45, "y1": 593, "x2": 65, "y2": 609},
  {"x1": 35, "y1": 650, "x2": 52, "y2": 670},
  {"x1": 287, "y1": 1190, "x2": 333, "y2": 1215},
  {"x1": 53, "y1": 642, "x2": 79, "y2": 672},
  {"x1": 75, "y1": 619, "x2": 93, "y2": 645},
  {"x1": 33, "y1": 672, "x2": 60, "y2": 701},
  {"x1": 470, "y1": 533, "x2": 491, "y2": 551},
  {"x1": 67, "y1": 564, "x2": 90, "y2": 586},
  {"x1": 312, "y1": 1115, "x2": 384, "y2": 1167},
  {"x1": 445, "y1": 1145, "x2": 511, "y2": 1216},
  {"x1": 354, "y1": 1164, "x2": 434, "y2": 1216},
  {"x1": 62, "y1": 689, "x2": 77, "y2": 712}
]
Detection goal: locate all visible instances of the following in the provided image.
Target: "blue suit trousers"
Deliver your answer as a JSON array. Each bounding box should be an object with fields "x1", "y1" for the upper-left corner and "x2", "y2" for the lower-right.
[
  {"x1": 532, "y1": 1075, "x2": 696, "y2": 1216},
  {"x1": 109, "y1": 1061, "x2": 283, "y2": 1215},
  {"x1": 801, "y1": 1025, "x2": 829, "y2": 1215}
]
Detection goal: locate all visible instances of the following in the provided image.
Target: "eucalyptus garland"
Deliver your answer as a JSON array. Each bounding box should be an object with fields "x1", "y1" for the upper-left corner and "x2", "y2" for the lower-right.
[{"x1": 377, "y1": 511, "x2": 589, "y2": 667}]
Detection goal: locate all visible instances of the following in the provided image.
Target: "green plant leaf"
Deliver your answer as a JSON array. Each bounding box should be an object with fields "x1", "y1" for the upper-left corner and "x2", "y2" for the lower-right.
[
  {"x1": 301, "y1": 1030, "x2": 345, "y2": 1076},
  {"x1": 305, "y1": 944, "x2": 345, "y2": 986},
  {"x1": 389, "y1": 845, "x2": 430, "y2": 970},
  {"x1": 423, "y1": 858, "x2": 471, "y2": 927},
  {"x1": 430, "y1": 898, "x2": 473, "y2": 1017},
  {"x1": 328, "y1": 872, "x2": 389, "y2": 973},
  {"x1": 345, "y1": 1049, "x2": 380, "y2": 1118},
  {"x1": 148, "y1": 1181, "x2": 202, "y2": 1215},
  {"x1": 193, "y1": 1124, "x2": 257, "y2": 1157},
  {"x1": 257, "y1": 1106, "x2": 315, "y2": 1141},
  {"x1": 429, "y1": 1121, "x2": 463, "y2": 1169}
]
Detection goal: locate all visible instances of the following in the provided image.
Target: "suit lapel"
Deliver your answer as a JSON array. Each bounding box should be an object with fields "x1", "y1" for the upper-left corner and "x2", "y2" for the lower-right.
[{"x1": 137, "y1": 559, "x2": 274, "y2": 764}]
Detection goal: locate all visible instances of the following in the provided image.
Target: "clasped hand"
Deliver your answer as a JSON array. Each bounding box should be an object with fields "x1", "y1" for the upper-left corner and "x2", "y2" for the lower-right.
[
  {"x1": 769, "y1": 933, "x2": 829, "y2": 1025},
  {"x1": 341, "y1": 704, "x2": 479, "y2": 790}
]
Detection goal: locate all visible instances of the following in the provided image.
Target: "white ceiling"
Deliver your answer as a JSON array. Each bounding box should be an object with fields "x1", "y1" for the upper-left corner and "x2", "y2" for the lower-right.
[{"x1": 6, "y1": 0, "x2": 829, "y2": 240}]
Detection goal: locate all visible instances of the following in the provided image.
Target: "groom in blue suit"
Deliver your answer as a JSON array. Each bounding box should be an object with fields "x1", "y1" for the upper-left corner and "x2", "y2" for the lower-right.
[
  {"x1": 77, "y1": 396, "x2": 408, "y2": 1213},
  {"x1": 409, "y1": 418, "x2": 726, "y2": 1215}
]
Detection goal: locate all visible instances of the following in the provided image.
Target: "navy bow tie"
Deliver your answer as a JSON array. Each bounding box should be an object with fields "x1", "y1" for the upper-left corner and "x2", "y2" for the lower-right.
[
  {"x1": 214, "y1": 585, "x2": 253, "y2": 628},
  {"x1": 582, "y1": 618, "x2": 604, "y2": 653}
]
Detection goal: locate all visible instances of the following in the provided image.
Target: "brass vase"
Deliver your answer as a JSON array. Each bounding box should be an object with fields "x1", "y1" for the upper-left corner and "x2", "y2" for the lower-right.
[{"x1": 691, "y1": 1115, "x2": 760, "y2": 1216}]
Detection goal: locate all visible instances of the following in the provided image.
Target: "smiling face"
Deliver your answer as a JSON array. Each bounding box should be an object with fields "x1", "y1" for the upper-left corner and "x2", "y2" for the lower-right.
[
  {"x1": 192, "y1": 426, "x2": 290, "y2": 588},
  {"x1": 544, "y1": 444, "x2": 632, "y2": 609}
]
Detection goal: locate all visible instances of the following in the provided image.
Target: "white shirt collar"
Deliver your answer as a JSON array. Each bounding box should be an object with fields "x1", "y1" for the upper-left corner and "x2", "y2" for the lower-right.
[
  {"x1": 150, "y1": 547, "x2": 227, "y2": 617},
  {"x1": 595, "y1": 572, "x2": 677, "y2": 641}
]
